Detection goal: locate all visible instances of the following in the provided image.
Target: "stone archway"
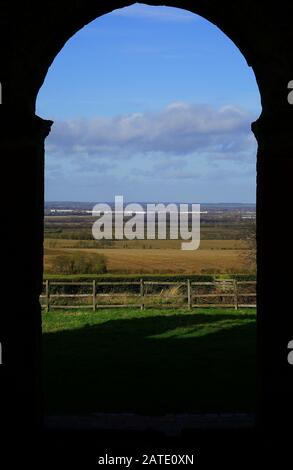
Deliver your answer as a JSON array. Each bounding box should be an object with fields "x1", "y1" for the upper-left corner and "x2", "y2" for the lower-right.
[{"x1": 1, "y1": 0, "x2": 293, "y2": 459}]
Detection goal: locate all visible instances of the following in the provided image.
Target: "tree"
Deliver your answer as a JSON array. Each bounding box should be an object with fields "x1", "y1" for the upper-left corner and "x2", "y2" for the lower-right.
[{"x1": 50, "y1": 252, "x2": 107, "y2": 274}]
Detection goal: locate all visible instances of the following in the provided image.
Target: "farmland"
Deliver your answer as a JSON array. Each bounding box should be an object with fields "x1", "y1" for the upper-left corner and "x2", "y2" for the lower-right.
[
  {"x1": 42, "y1": 203, "x2": 257, "y2": 415},
  {"x1": 44, "y1": 242, "x2": 251, "y2": 274},
  {"x1": 44, "y1": 203, "x2": 256, "y2": 275}
]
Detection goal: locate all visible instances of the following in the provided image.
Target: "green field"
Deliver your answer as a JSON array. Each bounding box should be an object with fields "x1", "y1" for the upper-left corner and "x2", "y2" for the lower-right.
[{"x1": 42, "y1": 307, "x2": 256, "y2": 415}]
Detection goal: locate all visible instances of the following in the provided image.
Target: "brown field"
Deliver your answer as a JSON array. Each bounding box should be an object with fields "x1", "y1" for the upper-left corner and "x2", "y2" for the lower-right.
[
  {"x1": 44, "y1": 238, "x2": 249, "y2": 250},
  {"x1": 44, "y1": 238, "x2": 253, "y2": 274}
]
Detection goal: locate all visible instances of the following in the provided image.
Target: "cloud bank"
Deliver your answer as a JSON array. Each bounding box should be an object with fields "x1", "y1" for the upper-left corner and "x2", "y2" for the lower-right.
[{"x1": 47, "y1": 102, "x2": 256, "y2": 161}]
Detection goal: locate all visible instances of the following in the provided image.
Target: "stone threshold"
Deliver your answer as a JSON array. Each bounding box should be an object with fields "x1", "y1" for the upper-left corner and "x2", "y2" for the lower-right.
[{"x1": 45, "y1": 413, "x2": 255, "y2": 435}]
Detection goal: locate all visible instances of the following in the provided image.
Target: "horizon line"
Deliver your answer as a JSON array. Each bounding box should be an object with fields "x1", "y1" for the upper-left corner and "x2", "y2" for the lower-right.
[{"x1": 45, "y1": 200, "x2": 256, "y2": 205}]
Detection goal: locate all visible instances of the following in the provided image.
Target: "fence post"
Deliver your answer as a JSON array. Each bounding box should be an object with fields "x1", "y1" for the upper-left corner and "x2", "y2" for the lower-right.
[
  {"x1": 140, "y1": 278, "x2": 145, "y2": 310},
  {"x1": 93, "y1": 279, "x2": 96, "y2": 311},
  {"x1": 187, "y1": 279, "x2": 191, "y2": 310},
  {"x1": 45, "y1": 279, "x2": 50, "y2": 313},
  {"x1": 233, "y1": 279, "x2": 238, "y2": 310}
]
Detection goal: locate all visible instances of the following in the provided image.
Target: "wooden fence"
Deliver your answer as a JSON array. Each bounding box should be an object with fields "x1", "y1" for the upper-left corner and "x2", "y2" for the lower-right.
[{"x1": 40, "y1": 279, "x2": 256, "y2": 312}]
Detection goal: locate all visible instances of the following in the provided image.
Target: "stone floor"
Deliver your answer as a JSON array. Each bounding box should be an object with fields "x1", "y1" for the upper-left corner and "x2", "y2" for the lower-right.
[{"x1": 45, "y1": 413, "x2": 255, "y2": 436}]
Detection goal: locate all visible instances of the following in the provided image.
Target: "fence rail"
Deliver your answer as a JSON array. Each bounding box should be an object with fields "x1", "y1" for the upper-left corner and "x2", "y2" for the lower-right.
[{"x1": 40, "y1": 279, "x2": 256, "y2": 312}]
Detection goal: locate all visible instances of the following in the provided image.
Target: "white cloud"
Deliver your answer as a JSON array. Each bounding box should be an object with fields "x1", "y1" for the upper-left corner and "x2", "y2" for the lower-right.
[{"x1": 46, "y1": 102, "x2": 256, "y2": 162}]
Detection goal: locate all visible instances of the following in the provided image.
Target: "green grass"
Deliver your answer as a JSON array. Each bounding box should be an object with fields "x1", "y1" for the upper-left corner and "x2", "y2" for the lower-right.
[{"x1": 42, "y1": 307, "x2": 256, "y2": 415}]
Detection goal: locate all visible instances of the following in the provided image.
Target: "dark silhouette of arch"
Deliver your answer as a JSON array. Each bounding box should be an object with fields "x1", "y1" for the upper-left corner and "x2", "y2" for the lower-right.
[{"x1": 0, "y1": 1, "x2": 293, "y2": 465}]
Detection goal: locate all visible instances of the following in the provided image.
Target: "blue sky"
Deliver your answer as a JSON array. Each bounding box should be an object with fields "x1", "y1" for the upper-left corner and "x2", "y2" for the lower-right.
[{"x1": 37, "y1": 3, "x2": 261, "y2": 203}]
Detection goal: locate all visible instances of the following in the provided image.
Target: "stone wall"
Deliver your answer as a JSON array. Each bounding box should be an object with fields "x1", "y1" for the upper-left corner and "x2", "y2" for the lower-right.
[{"x1": 0, "y1": 0, "x2": 292, "y2": 464}]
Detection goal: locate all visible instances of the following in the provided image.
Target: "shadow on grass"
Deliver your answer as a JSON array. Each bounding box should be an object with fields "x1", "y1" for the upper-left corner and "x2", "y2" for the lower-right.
[{"x1": 43, "y1": 313, "x2": 256, "y2": 415}]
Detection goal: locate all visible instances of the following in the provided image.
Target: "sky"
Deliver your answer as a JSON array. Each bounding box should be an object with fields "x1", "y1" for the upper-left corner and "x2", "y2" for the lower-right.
[{"x1": 37, "y1": 3, "x2": 261, "y2": 203}]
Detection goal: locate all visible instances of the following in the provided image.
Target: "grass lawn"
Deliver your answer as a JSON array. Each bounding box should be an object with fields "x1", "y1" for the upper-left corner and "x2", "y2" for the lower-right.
[{"x1": 42, "y1": 307, "x2": 256, "y2": 415}]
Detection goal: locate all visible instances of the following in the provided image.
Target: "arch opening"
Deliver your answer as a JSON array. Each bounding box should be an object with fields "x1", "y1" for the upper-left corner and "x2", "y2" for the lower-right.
[{"x1": 38, "y1": 3, "x2": 260, "y2": 420}]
